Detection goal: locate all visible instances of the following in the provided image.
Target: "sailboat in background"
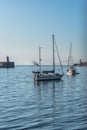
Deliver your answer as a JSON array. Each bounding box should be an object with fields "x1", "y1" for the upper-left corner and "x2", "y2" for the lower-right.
[
  {"x1": 32, "y1": 34, "x2": 64, "y2": 81},
  {"x1": 67, "y1": 43, "x2": 79, "y2": 75}
]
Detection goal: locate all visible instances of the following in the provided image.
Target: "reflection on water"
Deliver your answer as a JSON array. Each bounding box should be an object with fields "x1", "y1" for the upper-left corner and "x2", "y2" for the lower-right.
[{"x1": 0, "y1": 66, "x2": 87, "y2": 130}]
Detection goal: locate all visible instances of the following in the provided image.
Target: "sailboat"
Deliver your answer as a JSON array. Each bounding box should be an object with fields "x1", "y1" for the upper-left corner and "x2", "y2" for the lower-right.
[
  {"x1": 67, "y1": 43, "x2": 79, "y2": 75},
  {"x1": 32, "y1": 35, "x2": 64, "y2": 81}
]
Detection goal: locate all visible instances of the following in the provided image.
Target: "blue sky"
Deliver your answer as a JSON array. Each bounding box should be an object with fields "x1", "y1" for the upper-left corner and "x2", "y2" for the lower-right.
[{"x1": 0, "y1": 0, "x2": 86, "y2": 65}]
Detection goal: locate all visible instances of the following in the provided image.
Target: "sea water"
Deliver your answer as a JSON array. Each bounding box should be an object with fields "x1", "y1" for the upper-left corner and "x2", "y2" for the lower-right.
[{"x1": 0, "y1": 66, "x2": 87, "y2": 130}]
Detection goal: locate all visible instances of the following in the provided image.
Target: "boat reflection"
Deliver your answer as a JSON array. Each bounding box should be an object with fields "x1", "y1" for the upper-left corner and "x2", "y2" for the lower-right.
[
  {"x1": 34, "y1": 79, "x2": 63, "y2": 87},
  {"x1": 34, "y1": 80, "x2": 65, "y2": 129}
]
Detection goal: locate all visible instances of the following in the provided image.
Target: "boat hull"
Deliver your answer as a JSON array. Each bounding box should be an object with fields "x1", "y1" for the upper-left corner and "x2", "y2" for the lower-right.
[
  {"x1": 34, "y1": 73, "x2": 63, "y2": 81},
  {"x1": 67, "y1": 69, "x2": 79, "y2": 75}
]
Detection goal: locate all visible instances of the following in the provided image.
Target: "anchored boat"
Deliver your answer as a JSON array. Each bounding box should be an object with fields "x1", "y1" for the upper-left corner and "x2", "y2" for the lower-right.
[
  {"x1": 67, "y1": 43, "x2": 79, "y2": 75},
  {"x1": 32, "y1": 35, "x2": 64, "y2": 81}
]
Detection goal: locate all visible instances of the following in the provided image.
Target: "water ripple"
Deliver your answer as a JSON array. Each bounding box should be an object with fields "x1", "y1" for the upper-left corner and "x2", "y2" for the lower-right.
[{"x1": 0, "y1": 66, "x2": 87, "y2": 130}]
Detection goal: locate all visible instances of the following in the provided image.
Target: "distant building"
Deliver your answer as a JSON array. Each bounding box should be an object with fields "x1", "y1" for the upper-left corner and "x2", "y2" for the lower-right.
[
  {"x1": 0, "y1": 56, "x2": 15, "y2": 68},
  {"x1": 74, "y1": 59, "x2": 87, "y2": 66},
  {"x1": 79, "y1": 59, "x2": 87, "y2": 66}
]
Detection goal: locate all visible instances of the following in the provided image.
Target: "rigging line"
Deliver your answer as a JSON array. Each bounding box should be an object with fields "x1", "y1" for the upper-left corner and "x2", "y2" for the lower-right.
[{"x1": 54, "y1": 39, "x2": 64, "y2": 74}]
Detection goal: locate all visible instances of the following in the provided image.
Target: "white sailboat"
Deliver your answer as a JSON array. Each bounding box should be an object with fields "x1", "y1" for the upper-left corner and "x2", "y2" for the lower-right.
[
  {"x1": 67, "y1": 43, "x2": 79, "y2": 75},
  {"x1": 32, "y1": 35, "x2": 64, "y2": 81}
]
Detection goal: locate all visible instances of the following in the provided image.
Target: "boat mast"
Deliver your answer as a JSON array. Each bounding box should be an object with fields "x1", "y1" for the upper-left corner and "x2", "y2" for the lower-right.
[
  {"x1": 69, "y1": 43, "x2": 72, "y2": 66},
  {"x1": 39, "y1": 46, "x2": 41, "y2": 74},
  {"x1": 52, "y1": 34, "x2": 55, "y2": 73}
]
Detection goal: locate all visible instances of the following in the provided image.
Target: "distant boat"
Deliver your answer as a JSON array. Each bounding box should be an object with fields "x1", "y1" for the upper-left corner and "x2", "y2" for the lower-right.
[
  {"x1": 32, "y1": 34, "x2": 64, "y2": 81},
  {"x1": 67, "y1": 43, "x2": 79, "y2": 75}
]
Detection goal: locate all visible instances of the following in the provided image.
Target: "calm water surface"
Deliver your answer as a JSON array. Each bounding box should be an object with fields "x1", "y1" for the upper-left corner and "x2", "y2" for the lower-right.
[{"x1": 0, "y1": 66, "x2": 87, "y2": 130}]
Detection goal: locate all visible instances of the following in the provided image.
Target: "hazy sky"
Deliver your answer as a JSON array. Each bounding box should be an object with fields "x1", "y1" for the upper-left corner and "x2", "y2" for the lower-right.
[{"x1": 0, "y1": 0, "x2": 86, "y2": 65}]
